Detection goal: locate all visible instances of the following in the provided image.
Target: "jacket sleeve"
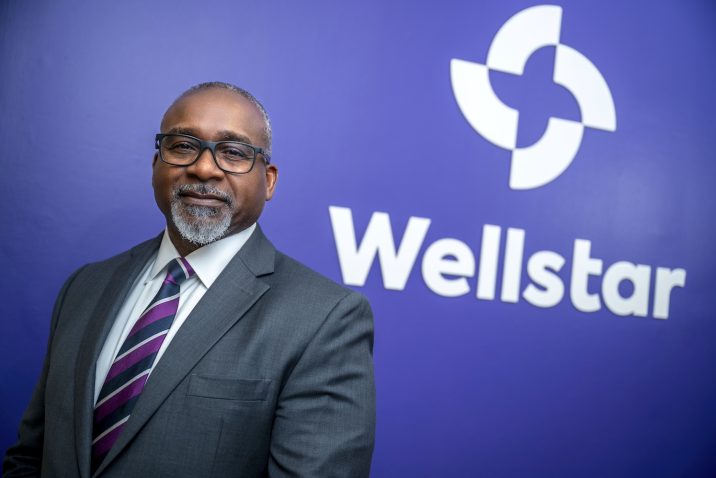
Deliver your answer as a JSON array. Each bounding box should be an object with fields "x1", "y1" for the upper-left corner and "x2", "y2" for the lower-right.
[
  {"x1": 3, "y1": 267, "x2": 85, "y2": 477},
  {"x1": 268, "y1": 291, "x2": 376, "y2": 478}
]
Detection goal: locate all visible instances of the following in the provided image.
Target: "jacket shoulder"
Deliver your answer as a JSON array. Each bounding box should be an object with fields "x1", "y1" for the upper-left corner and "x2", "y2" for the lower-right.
[
  {"x1": 270, "y1": 250, "x2": 369, "y2": 306},
  {"x1": 75, "y1": 235, "x2": 161, "y2": 276}
]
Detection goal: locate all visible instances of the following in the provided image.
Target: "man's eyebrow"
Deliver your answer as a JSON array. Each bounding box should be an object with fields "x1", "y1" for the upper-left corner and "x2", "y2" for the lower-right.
[
  {"x1": 165, "y1": 127, "x2": 253, "y2": 144},
  {"x1": 165, "y1": 127, "x2": 198, "y2": 136},
  {"x1": 214, "y1": 130, "x2": 253, "y2": 144}
]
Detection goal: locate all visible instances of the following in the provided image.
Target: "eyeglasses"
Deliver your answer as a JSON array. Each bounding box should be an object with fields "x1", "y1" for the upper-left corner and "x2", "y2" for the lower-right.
[{"x1": 155, "y1": 133, "x2": 271, "y2": 175}]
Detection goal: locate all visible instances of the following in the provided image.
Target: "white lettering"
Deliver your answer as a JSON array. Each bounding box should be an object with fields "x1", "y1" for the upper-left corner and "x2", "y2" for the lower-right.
[
  {"x1": 476, "y1": 225, "x2": 501, "y2": 300},
  {"x1": 422, "y1": 239, "x2": 475, "y2": 297},
  {"x1": 329, "y1": 207, "x2": 687, "y2": 319},
  {"x1": 501, "y1": 228, "x2": 525, "y2": 303},
  {"x1": 523, "y1": 251, "x2": 566, "y2": 308},
  {"x1": 602, "y1": 262, "x2": 651, "y2": 317},
  {"x1": 570, "y1": 239, "x2": 603, "y2": 312},
  {"x1": 328, "y1": 206, "x2": 430, "y2": 290},
  {"x1": 652, "y1": 267, "x2": 687, "y2": 319}
]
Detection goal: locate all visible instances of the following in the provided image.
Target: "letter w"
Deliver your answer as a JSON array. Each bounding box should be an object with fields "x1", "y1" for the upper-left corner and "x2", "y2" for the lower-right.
[{"x1": 329, "y1": 206, "x2": 431, "y2": 290}]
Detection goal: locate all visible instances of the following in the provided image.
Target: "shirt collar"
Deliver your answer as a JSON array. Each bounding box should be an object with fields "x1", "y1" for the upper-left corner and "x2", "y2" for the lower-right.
[{"x1": 149, "y1": 223, "x2": 257, "y2": 288}]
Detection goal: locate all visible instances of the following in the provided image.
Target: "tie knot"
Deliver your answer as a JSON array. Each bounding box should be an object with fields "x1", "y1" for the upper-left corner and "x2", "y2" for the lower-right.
[{"x1": 164, "y1": 257, "x2": 195, "y2": 286}]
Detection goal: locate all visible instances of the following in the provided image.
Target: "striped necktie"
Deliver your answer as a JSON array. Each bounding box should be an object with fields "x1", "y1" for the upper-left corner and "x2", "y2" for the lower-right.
[{"x1": 91, "y1": 257, "x2": 195, "y2": 472}]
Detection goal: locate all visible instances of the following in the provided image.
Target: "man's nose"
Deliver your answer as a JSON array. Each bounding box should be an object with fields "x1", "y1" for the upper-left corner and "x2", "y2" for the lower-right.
[{"x1": 186, "y1": 147, "x2": 224, "y2": 180}]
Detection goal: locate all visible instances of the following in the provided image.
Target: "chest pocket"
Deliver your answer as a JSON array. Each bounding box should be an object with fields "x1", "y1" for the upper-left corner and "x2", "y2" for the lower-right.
[{"x1": 187, "y1": 374, "x2": 271, "y2": 401}]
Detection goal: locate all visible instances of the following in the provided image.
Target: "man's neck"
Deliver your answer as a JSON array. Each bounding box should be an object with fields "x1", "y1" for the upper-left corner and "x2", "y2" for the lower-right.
[
  {"x1": 165, "y1": 224, "x2": 254, "y2": 257},
  {"x1": 166, "y1": 227, "x2": 202, "y2": 257}
]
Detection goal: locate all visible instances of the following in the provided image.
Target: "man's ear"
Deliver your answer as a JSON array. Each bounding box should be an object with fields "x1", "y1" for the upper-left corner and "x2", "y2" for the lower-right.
[
  {"x1": 152, "y1": 152, "x2": 159, "y2": 167},
  {"x1": 265, "y1": 164, "x2": 278, "y2": 201}
]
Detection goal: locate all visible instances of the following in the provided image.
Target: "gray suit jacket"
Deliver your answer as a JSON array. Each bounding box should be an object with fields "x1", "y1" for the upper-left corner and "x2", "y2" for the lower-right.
[{"x1": 3, "y1": 226, "x2": 375, "y2": 477}]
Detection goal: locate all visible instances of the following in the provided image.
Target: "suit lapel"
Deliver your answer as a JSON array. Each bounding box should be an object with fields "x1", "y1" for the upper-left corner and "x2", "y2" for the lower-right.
[
  {"x1": 74, "y1": 236, "x2": 161, "y2": 478},
  {"x1": 95, "y1": 226, "x2": 276, "y2": 476}
]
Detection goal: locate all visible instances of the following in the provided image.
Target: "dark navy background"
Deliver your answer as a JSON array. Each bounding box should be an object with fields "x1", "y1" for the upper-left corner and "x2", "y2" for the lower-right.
[{"x1": 1, "y1": 1, "x2": 715, "y2": 476}]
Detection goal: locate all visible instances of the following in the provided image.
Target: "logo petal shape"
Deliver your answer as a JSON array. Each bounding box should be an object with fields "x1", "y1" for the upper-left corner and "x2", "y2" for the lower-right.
[{"x1": 451, "y1": 5, "x2": 616, "y2": 189}]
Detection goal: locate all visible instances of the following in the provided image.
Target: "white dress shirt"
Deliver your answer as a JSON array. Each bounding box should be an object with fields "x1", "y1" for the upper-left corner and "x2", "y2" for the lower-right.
[{"x1": 93, "y1": 224, "x2": 256, "y2": 404}]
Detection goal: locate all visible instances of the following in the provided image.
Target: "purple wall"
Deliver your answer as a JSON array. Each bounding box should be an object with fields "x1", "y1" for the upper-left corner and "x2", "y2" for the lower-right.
[{"x1": 2, "y1": 1, "x2": 715, "y2": 475}]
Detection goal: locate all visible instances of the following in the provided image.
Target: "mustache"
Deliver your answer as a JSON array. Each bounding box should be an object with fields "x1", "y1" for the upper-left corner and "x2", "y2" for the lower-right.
[{"x1": 173, "y1": 183, "x2": 233, "y2": 206}]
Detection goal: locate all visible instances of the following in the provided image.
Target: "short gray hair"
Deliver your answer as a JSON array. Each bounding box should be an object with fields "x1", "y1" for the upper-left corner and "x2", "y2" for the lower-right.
[{"x1": 178, "y1": 81, "x2": 272, "y2": 156}]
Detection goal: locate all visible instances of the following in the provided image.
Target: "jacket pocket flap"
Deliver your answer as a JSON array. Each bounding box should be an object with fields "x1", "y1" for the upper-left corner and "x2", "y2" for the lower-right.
[{"x1": 187, "y1": 375, "x2": 271, "y2": 401}]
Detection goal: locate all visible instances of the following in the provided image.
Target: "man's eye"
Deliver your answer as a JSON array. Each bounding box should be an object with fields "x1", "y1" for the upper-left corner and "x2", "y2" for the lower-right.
[
  {"x1": 171, "y1": 142, "x2": 198, "y2": 153},
  {"x1": 222, "y1": 147, "x2": 250, "y2": 159}
]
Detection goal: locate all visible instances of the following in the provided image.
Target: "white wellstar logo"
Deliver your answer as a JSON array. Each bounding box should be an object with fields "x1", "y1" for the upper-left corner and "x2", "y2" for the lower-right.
[
  {"x1": 327, "y1": 5, "x2": 687, "y2": 320},
  {"x1": 451, "y1": 5, "x2": 617, "y2": 189}
]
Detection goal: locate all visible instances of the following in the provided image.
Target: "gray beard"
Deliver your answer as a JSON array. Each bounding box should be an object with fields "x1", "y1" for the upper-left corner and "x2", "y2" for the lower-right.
[{"x1": 170, "y1": 184, "x2": 233, "y2": 246}]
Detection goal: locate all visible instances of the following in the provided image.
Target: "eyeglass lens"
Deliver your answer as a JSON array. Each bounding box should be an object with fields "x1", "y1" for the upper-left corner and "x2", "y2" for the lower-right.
[{"x1": 160, "y1": 135, "x2": 255, "y2": 173}]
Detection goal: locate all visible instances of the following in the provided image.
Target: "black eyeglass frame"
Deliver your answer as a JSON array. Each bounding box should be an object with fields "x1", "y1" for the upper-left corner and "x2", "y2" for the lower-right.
[{"x1": 155, "y1": 133, "x2": 271, "y2": 175}]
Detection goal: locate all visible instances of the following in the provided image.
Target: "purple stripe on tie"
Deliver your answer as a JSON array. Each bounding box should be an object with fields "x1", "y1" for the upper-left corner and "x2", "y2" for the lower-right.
[
  {"x1": 105, "y1": 334, "x2": 165, "y2": 381},
  {"x1": 165, "y1": 272, "x2": 178, "y2": 285},
  {"x1": 92, "y1": 421, "x2": 127, "y2": 458},
  {"x1": 94, "y1": 373, "x2": 150, "y2": 422},
  {"x1": 90, "y1": 257, "x2": 194, "y2": 470},
  {"x1": 179, "y1": 257, "x2": 194, "y2": 278},
  {"x1": 127, "y1": 298, "x2": 179, "y2": 338}
]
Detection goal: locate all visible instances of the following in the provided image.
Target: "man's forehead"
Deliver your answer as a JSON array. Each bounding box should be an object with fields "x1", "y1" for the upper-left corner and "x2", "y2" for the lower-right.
[
  {"x1": 162, "y1": 88, "x2": 260, "y2": 122},
  {"x1": 160, "y1": 88, "x2": 265, "y2": 140}
]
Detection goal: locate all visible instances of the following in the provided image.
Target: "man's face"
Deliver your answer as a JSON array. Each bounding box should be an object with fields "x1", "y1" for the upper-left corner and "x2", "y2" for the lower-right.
[{"x1": 152, "y1": 88, "x2": 278, "y2": 251}]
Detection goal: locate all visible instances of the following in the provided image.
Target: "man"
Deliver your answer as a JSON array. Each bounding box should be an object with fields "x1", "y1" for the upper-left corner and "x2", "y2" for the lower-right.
[{"x1": 3, "y1": 82, "x2": 375, "y2": 477}]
